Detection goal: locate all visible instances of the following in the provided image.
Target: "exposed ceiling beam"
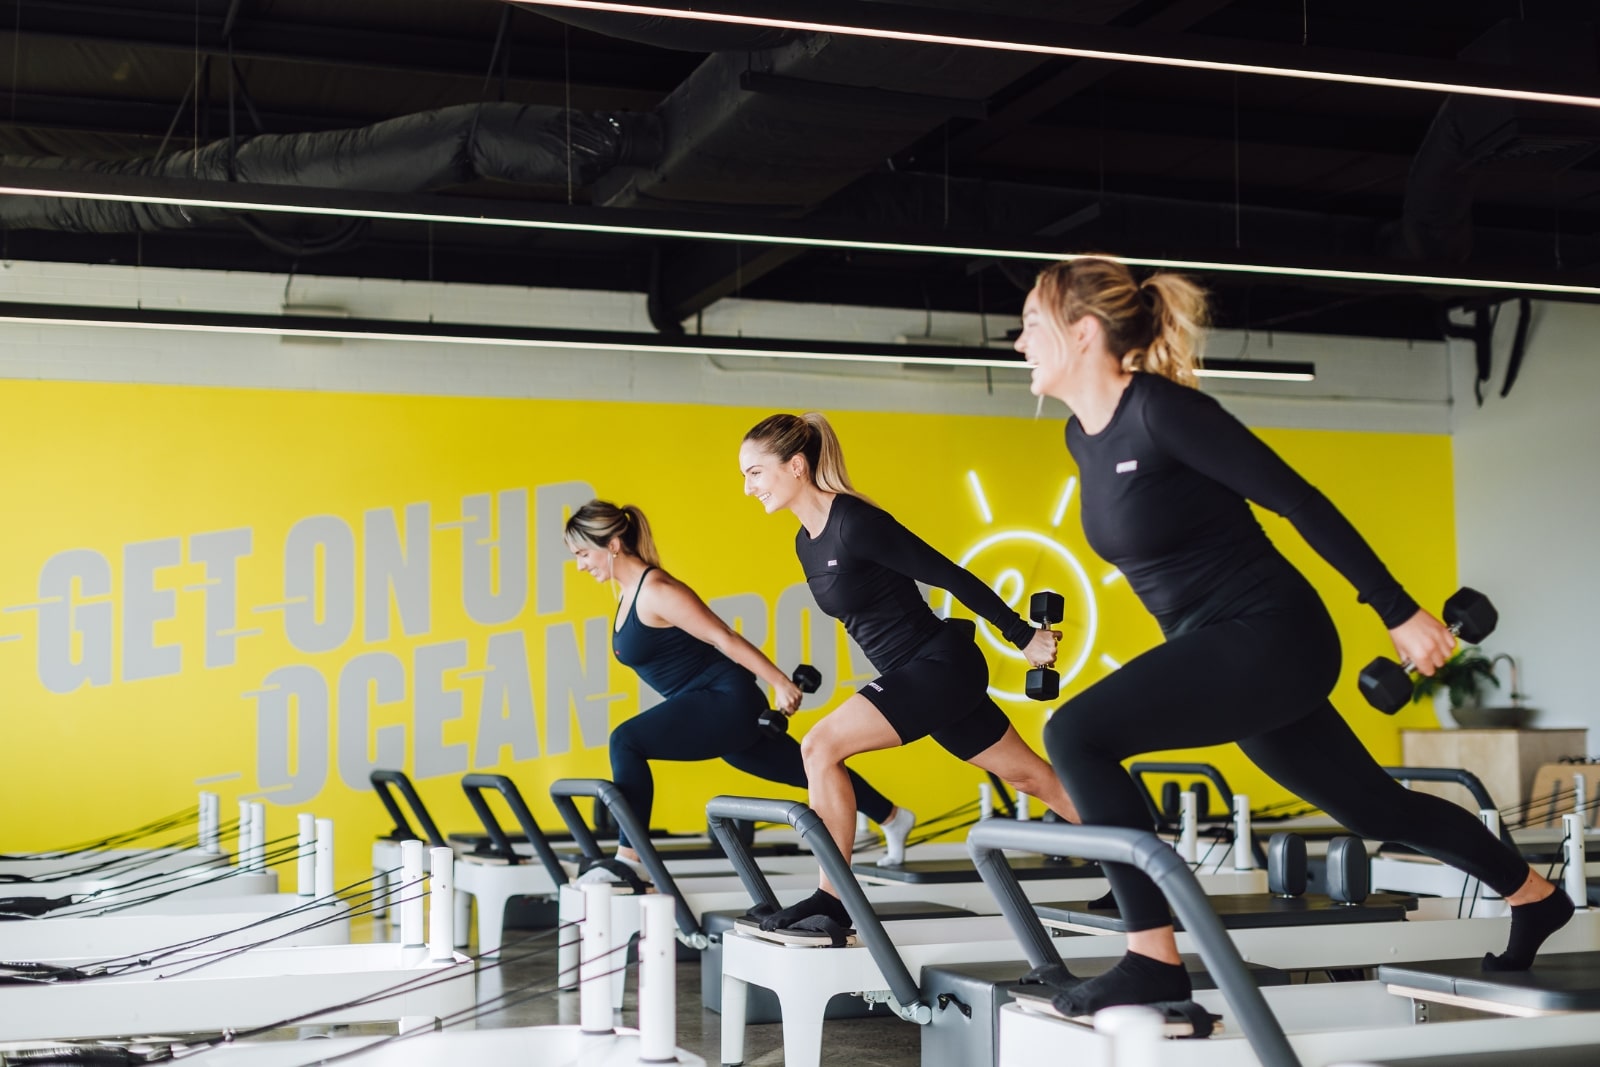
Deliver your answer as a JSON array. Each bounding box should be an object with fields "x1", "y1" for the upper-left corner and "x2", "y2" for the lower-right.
[
  {"x1": 947, "y1": 0, "x2": 1241, "y2": 160},
  {"x1": 0, "y1": 2, "x2": 690, "y2": 97}
]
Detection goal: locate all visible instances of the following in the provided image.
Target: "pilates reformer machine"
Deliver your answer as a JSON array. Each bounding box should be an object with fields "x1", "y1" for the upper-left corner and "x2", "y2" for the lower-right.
[
  {"x1": 0, "y1": 887, "x2": 706, "y2": 1067},
  {"x1": 0, "y1": 809, "x2": 350, "y2": 961},
  {"x1": 0, "y1": 841, "x2": 471, "y2": 1043},
  {"x1": 969, "y1": 819, "x2": 1600, "y2": 1067},
  {"x1": 706, "y1": 784, "x2": 1600, "y2": 1067},
  {"x1": 366, "y1": 770, "x2": 822, "y2": 955}
]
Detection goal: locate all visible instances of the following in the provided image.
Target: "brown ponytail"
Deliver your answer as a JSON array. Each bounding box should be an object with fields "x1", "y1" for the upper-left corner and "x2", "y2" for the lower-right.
[
  {"x1": 742, "y1": 411, "x2": 870, "y2": 500},
  {"x1": 563, "y1": 499, "x2": 662, "y2": 567}
]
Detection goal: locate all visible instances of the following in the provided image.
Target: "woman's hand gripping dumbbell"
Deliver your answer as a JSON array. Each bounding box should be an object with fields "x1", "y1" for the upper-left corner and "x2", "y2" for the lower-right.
[
  {"x1": 1026, "y1": 591, "x2": 1064, "y2": 701},
  {"x1": 1358, "y1": 587, "x2": 1499, "y2": 714},
  {"x1": 757, "y1": 664, "x2": 823, "y2": 738}
]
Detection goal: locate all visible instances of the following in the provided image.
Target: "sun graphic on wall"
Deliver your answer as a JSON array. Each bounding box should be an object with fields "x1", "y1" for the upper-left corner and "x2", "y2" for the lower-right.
[{"x1": 938, "y1": 470, "x2": 1133, "y2": 705}]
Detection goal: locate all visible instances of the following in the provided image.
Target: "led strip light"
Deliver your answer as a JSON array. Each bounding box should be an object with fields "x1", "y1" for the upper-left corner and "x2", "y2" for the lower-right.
[
  {"x1": 1, "y1": 175, "x2": 1595, "y2": 299},
  {"x1": 512, "y1": 0, "x2": 1600, "y2": 110},
  {"x1": 0, "y1": 302, "x2": 1315, "y2": 380}
]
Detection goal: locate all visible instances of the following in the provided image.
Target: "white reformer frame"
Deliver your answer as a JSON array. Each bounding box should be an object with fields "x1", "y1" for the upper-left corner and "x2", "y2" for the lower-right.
[
  {"x1": 1, "y1": 815, "x2": 349, "y2": 961},
  {"x1": 0, "y1": 843, "x2": 472, "y2": 1042},
  {"x1": 969, "y1": 820, "x2": 1600, "y2": 1067},
  {"x1": 135, "y1": 892, "x2": 706, "y2": 1067}
]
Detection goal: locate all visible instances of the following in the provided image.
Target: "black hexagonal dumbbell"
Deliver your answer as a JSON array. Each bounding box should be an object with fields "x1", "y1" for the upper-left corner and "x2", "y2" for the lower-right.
[
  {"x1": 1026, "y1": 591, "x2": 1065, "y2": 701},
  {"x1": 1357, "y1": 587, "x2": 1499, "y2": 714},
  {"x1": 757, "y1": 663, "x2": 823, "y2": 738}
]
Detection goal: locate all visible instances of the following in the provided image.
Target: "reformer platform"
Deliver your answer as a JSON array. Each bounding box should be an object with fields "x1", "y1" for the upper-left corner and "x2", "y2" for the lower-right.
[
  {"x1": 1035, "y1": 892, "x2": 1418, "y2": 932},
  {"x1": 854, "y1": 854, "x2": 1102, "y2": 884},
  {"x1": 1329, "y1": 1048, "x2": 1600, "y2": 1067},
  {"x1": 1379, "y1": 951, "x2": 1600, "y2": 1015}
]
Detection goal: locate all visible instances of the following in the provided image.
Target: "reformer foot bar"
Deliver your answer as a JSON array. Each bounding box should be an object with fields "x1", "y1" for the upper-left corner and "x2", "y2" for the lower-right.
[
  {"x1": 969, "y1": 820, "x2": 1600, "y2": 1067},
  {"x1": 368, "y1": 771, "x2": 819, "y2": 953}
]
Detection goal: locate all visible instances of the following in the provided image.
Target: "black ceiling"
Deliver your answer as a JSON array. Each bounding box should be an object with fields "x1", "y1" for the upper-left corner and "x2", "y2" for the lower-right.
[{"x1": 2, "y1": 0, "x2": 1598, "y2": 344}]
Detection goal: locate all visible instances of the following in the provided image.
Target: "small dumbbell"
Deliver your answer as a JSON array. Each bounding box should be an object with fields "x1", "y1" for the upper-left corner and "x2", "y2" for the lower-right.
[
  {"x1": 1357, "y1": 587, "x2": 1499, "y2": 714},
  {"x1": 757, "y1": 663, "x2": 823, "y2": 738},
  {"x1": 1026, "y1": 591, "x2": 1064, "y2": 701}
]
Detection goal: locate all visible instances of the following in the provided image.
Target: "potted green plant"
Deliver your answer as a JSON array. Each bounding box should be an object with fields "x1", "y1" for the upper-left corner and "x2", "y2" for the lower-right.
[{"x1": 1410, "y1": 647, "x2": 1499, "y2": 727}]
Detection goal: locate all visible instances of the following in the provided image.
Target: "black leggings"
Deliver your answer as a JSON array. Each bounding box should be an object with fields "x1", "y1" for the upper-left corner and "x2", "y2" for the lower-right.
[
  {"x1": 1042, "y1": 579, "x2": 1530, "y2": 932},
  {"x1": 611, "y1": 672, "x2": 896, "y2": 848}
]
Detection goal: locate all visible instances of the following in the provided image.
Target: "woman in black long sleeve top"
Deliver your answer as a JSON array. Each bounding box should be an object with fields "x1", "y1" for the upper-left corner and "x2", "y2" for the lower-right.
[
  {"x1": 738, "y1": 413, "x2": 1081, "y2": 933},
  {"x1": 1019, "y1": 256, "x2": 1570, "y2": 1013}
]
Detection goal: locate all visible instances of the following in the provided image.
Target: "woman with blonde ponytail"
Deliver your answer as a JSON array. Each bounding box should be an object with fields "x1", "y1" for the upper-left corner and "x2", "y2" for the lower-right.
[
  {"x1": 563, "y1": 499, "x2": 911, "y2": 882},
  {"x1": 738, "y1": 413, "x2": 1081, "y2": 939},
  {"x1": 1017, "y1": 255, "x2": 1567, "y2": 1012}
]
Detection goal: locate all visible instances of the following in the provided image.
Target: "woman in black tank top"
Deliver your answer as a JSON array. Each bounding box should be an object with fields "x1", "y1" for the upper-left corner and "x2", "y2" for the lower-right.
[{"x1": 564, "y1": 500, "x2": 912, "y2": 881}]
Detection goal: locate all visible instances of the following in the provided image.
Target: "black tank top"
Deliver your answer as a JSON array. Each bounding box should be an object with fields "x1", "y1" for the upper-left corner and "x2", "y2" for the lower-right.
[{"x1": 612, "y1": 568, "x2": 741, "y2": 698}]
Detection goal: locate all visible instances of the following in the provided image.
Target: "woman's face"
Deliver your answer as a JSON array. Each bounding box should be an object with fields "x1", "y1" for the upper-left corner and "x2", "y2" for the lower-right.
[
  {"x1": 568, "y1": 540, "x2": 615, "y2": 582},
  {"x1": 739, "y1": 439, "x2": 801, "y2": 514},
  {"x1": 1014, "y1": 288, "x2": 1069, "y2": 398}
]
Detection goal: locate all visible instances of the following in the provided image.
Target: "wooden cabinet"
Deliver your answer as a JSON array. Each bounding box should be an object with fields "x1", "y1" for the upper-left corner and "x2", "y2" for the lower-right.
[{"x1": 1399, "y1": 728, "x2": 1588, "y2": 817}]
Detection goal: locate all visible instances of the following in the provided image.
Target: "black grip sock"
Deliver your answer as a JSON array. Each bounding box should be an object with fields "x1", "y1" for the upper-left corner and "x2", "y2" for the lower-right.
[
  {"x1": 1051, "y1": 951, "x2": 1192, "y2": 1015},
  {"x1": 759, "y1": 887, "x2": 851, "y2": 932},
  {"x1": 1483, "y1": 887, "x2": 1575, "y2": 972}
]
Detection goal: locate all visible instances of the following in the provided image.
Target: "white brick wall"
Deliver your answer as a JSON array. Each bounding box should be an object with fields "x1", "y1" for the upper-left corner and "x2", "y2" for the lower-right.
[
  {"x1": 1452, "y1": 300, "x2": 1600, "y2": 738},
  {"x1": 0, "y1": 259, "x2": 1450, "y2": 432}
]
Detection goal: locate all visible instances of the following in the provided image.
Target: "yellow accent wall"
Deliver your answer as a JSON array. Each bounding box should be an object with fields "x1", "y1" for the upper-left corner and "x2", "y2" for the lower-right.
[{"x1": 0, "y1": 380, "x2": 1454, "y2": 885}]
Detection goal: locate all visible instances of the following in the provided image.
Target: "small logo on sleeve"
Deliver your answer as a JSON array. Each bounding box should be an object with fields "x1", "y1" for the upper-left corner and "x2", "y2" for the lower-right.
[
  {"x1": 827, "y1": 559, "x2": 838, "y2": 566},
  {"x1": 1115, "y1": 460, "x2": 1139, "y2": 474},
  {"x1": 866, "y1": 681, "x2": 883, "y2": 692}
]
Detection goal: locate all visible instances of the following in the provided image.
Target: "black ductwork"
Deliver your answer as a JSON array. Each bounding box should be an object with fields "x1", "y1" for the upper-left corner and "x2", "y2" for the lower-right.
[
  {"x1": 1395, "y1": 19, "x2": 1600, "y2": 263},
  {"x1": 0, "y1": 102, "x2": 660, "y2": 236}
]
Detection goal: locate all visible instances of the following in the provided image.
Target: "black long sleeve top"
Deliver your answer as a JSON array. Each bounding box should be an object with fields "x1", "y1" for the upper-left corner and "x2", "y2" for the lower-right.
[
  {"x1": 1066, "y1": 372, "x2": 1419, "y2": 633},
  {"x1": 795, "y1": 493, "x2": 1037, "y2": 674}
]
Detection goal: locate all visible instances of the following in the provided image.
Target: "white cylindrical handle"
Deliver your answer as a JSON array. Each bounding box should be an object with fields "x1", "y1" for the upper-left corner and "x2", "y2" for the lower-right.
[
  {"x1": 1565, "y1": 813, "x2": 1588, "y2": 911},
  {"x1": 315, "y1": 818, "x2": 336, "y2": 899},
  {"x1": 296, "y1": 814, "x2": 316, "y2": 896},
  {"x1": 580, "y1": 883, "x2": 615, "y2": 1033},
  {"x1": 1178, "y1": 791, "x2": 1198, "y2": 863},
  {"x1": 236, "y1": 801, "x2": 253, "y2": 868},
  {"x1": 1094, "y1": 1004, "x2": 1167, "y2": 1067},
  {"x1": 978, "y1": 783, "x2": 993, "y2": 820},
  {"x1": 1477, "y1": 809, "x2": 1503, "y2": 900},
  {"x1": 636, "y1": 895, "x2": 676, "y2": 1061},
  {"x1": 198, "y1": 793, "x2": 220, "y2": 854},
  {"x1": 400, "y1": 840, "x2": 425, "y2": 947},
  {"x1": 1576, "y1": 774, "x2": 1588, "y2": 827},
  {"x1": 249, "y1": 802, "x2": 267, "y2": 872},
  {"x1": 1233, "y1": 794, "x2": 1254, "y2": 870},
  {"x1": 1016, "y1": 792, "x2": 1031, "y2": 822},
  {"x1": 428, "y1": 846, "x2": 455, "y2": 960}
]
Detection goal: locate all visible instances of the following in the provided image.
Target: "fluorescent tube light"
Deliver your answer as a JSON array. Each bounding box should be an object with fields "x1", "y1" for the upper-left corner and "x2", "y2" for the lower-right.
[
  {"x1": 0, "y1": 171, "x2": 1594, "y2": 300},
  {"x1": 512, "y1": 1, "x2": 1600, "y2": 110},
  {"x1": 0, "y1": 301, "x2": 1315, "y2": 380}
]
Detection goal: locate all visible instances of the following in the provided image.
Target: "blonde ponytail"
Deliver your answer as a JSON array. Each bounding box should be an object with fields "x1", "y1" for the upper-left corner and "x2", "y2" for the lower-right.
[{"x1": 1035, "y1": 256, "x2": 1211, "y2": 389}]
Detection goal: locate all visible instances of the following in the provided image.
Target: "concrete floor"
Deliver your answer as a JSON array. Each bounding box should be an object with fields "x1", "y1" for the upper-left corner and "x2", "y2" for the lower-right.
[{"x1": 469, "y1": 926, "x2": 922, "y2": 1066}]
